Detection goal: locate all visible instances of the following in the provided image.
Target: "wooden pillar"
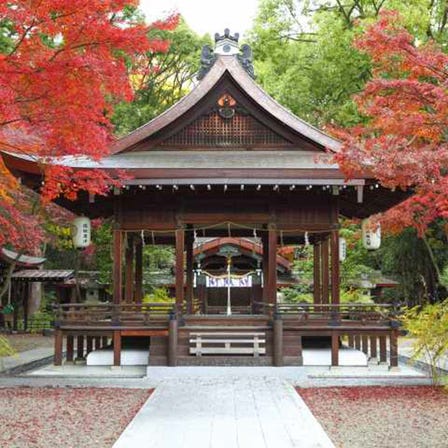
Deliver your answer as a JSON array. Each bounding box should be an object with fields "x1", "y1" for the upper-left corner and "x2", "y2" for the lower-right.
[
  {"x1": 134, "y1": 237, "x2": 143, "y2": 303},
  {"x1": 124, "y1": 234, "x2": 134, "y2": 303},
  {"x1": 273, "y1": 315, "x2": 283, "y2": 367},
  {"x1": 348, "y1": 334, "x2": 354, "y2": 348},
  {"x1": 76, "y1": 335, "x2": 84, "y2": 359},
  {"x1": 330, "y1": 230, "x2": 340, "y2": 304},
  {"x1": 66, "y1": 335, "x2": 74, "y2": 363},
  {"x1": 175, "y1": 228, "x2": 185, "y2": 308},
  {"x1": 168, "y1": 316, "x2": 178, "y2": 366},
  {"x1": 354, "y1": 334, "x2": 361, "y2": 350},
  {"x1": 267, "y1": 225, "x2": 277, "y2": 305},
  {"x1": 321, "y1": 237, "x2": 330, "y2": 304},
  {"x1": 313, "y1": 242, "x2": 321, "y2": 304},
  {"x1": 197, "y1": 283, "x2": 206, "y2": 314},
  {"x1": 331, "y1": 332, "x2": 339, "y2": 367},
  {"x1": 297, "y1": 335, "x2": 303, "y2": 366},
  {"x1": 113, "y1": 229, "x2": 123, "y2": 304},
  {"x1": 94, "y1": 336, "x2": 101, "y2": 350},
  {"x1": 361, "y1": 334, "x2": 369, "y2": 355},
  {"x1": 186, "y1": 235, "x2": 194, "y2": 314},
  {"x1": 251, "y1": 282, "x2": 263, "y2": 314},
  {"x1": 370, "y1": 335, "x2": 378, "y2": 360},
  {"x1": 86, "y1": 336, "x2": 93, "y2": 354},
  {"x1": 390, "y1": 330, "x2": 398, "y2": 368},
  {"x1": 23, "y1": 283, "x2": 29, "y2": 331},
  {"x1": 262, "y1": 233, "x2": 269, "y2": 303},
  {"x1": 379, "y1": 335, "x2": 387, "y2": 363},
  {"x1": 54, "y1": 330, "x2": 63, "y2": 366},
  {"x1": 113, "y1": 330, "x2": 121, "y2": 366}
]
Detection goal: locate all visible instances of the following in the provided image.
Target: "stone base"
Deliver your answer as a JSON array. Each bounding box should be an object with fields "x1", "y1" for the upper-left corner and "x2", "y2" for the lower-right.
[
  {"x1": 303, "y1": 347, "x2": 368, "y2": 366},
  {"x1": 110, "y1": 365, "x2": 123, "y2": 371},
  {"x1": 86, "y1": 348, "x2": 149, "y2": 366},
  {"x1": 368, "y1": 363, "x2": 390, "y2": 371},
  {"x1": 176, "y1": 355, "x2": 274, "y2": 366}
]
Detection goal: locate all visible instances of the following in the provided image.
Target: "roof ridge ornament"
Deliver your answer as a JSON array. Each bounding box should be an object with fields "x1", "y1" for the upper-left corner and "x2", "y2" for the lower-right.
[
  {"x1": 197, "y1": 29, "x2": 256, "y2": 80},
  {"x1": 215, "y1": 28, "x2": 239, "y2": 44}
]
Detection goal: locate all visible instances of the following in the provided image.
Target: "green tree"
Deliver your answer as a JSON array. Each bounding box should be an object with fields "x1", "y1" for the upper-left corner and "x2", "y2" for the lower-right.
[
  {"x1": 248, "y1": 0, "x2": 448, "y2": 127},
  {"x1": 402, "y1": 299, "x2": 448, "y2": 383},
  {"x1": 378, "y1": 224, "x2": 448, "y2": 306},
  {"x1": 113, "y1": 18, "x2": 211, "y2": 135}
]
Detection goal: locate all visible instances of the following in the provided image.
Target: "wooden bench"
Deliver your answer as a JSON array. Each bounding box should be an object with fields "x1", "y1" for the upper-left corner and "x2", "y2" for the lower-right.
[{"x1": 189, "y1": 332, "x2": 266, "y2": 357}]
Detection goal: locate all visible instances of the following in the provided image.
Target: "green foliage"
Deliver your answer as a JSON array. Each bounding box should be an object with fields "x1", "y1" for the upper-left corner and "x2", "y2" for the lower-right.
[
  {"x1": 281, "y1": 227, "x2": 377, "y2": 304},
  {"x1": 0, "y1": 335, "x2": 16, "y2": 358},
  {"x1": 90, "y1": 221, "x2": 113, "y2": 288},
  {"x1": 143, "y1": 287, "x2": 173, "y2": 303},
  {"x1": 249, "y1": 0, "x2": 448, "y2": 128},
  {"x1": 378, "y1": 225, "x2": 448, "y2": 306},
  {"x1": 339, "y1": 223, "x2": 378, "y2": 289},
  {"x1": 440, "y1": 265, "x2": 448, "y2": 289},
  {"x1": 340, "y1": 288, "x2": 373, "y2": 304},
  {"x1": 28, "y1": 310, "x2": 54, "y2": 333},
  {"x1": 113, "y1": 18, "x2": 211, "y2": 135},
  {"x1": 402, "y1": 300, "x2": 448, "y2": 383},
  {"x1": 143, "y1": 245, "x2": 174, "y2": 271},
  {"x1": 280, "y1": 288, "x2": 313, "y2": 304}
]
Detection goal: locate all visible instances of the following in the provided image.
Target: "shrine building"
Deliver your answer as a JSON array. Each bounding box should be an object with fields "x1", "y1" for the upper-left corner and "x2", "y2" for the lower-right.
[{"x1": 1, "y1": 30, "x2": 407, "y2": 368}]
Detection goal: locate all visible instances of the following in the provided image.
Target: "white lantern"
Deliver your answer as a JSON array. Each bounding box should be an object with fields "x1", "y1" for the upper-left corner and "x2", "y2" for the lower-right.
[
  {"x1": 362, "y1": 219, "x2": 381, "y2": 250},
  {"x1": 339, "y1": 237, "x2": 347, "y2": 261},
  {"x1": 72, "y1": 216, "x2": 91, "y2": 248}
]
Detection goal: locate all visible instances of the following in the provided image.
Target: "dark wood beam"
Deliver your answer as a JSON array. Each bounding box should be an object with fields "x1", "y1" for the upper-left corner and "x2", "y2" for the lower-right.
[
  {"x1": 113, "y1": 330, "x2": 121, "y2": 366},
  {"x1": 113, "y1": 230, "x2": 123, "y2": 304},
  {"x1": 267, "y1": 225, "x2": 277, "y2": 305},
  {"x1": 124, "y1": 234, "x2": 134, "y2": 303},
  {"x1": 331, "y1": 230, "x2": 340, "y2": 304},
  {"x1": 54, "y1": 330, "x2": 63, "y2": 366},
  {"x1": 134, "y1": 237, "x2": 143, "y2": 303},
  {"x1": 262, "y1": 233, "x2": 268, "y2": 302},
  {"x1": 321, "y1": 237, "x2": 329, "y2": 304},
  {"x1": 331, "y1": 333, "x2": 339, "y2": 367},
  {"x1": 76, "y1": 335, "x2": 84, "y2": 359},
  {"x1": 186, "y1": 234, "x2": 194, "y2": 313},
  {"x1": 313, "y1": 243, "x2": 321, "y2": 304},
  {"x1": 175, "y1": 227, "x2": 185, "y2": 307}
]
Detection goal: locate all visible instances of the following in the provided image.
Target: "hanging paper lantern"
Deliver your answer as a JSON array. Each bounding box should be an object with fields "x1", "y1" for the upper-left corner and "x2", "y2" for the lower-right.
[
  {"x1": 362, "y1": 219, "x2": 381, "y2": 250},
  {"x1": 339, "y1": 237, "x2": 347, "y2": 261},
  {"x1": 72, "y1": 217, "x2": 91, "y2": 248}
]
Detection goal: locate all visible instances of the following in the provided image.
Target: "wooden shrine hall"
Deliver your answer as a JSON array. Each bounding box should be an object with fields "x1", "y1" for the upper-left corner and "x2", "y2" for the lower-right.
[{"x1": 1, "y1": 30, "x2": 407, "y2": 368}]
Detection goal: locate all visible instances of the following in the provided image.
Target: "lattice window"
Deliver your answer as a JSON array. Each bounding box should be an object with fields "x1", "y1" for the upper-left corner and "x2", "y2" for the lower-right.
[{"x1": 159, "y1": 111, "x2": 292, "y2": 148}]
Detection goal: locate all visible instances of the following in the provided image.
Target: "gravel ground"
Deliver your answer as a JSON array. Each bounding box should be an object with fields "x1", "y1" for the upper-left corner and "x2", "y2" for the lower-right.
[
  {"x1": 0, "y1": 387, "x2": 153, "y2": 448},
  {"x1": 4, "y1": 334, "x2": 54, "y2": 352},
  {"x1": 297, "y1": 386, "x2": 448, "y2": 448}
]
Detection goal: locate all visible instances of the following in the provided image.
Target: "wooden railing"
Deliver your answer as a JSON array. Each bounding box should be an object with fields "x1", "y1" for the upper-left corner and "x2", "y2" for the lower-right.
[
  {"x1": 53, "y1": 301, "x2": 400, "y2": 329},
  {"x1": 54, "y1": 302, "x2": 175, "y2": 328},
  {"x1": 254, "y1": 302, "x2": 400, "y2": 326}
]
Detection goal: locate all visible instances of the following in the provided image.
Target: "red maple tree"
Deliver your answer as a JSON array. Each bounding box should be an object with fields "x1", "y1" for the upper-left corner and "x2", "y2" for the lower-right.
[
  {"x1": 335, "y1": 11, "x2": 448, "y2": 235},
  {"x1": 0, "y1": 1, "x2": 177, "y2": 252}
]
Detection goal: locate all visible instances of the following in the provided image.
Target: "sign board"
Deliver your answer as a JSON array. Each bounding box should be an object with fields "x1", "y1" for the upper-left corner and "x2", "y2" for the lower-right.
[{"x1": 206, "y1": 275, "x2": 252, "y2": 288}]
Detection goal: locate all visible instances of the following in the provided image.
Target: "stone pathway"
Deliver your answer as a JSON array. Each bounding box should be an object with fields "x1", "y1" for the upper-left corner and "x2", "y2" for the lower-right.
[
  {"x1": 0, "y1": 347, "x2": 53, "y2": 374},
  {"x1": 113, "y1": 376, "x2": 335, "y2": 448}
]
